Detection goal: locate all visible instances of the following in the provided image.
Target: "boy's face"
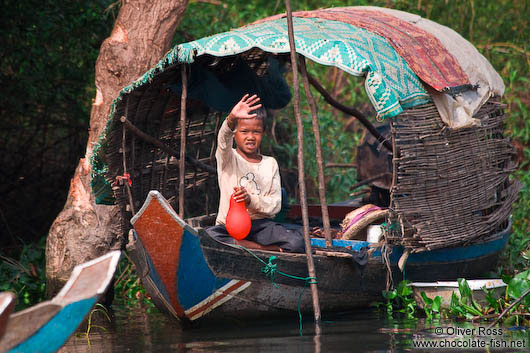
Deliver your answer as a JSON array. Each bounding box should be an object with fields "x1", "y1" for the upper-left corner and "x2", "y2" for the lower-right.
[{"x1": 234, "y1": 118, "x2": 263, "y2": 158}]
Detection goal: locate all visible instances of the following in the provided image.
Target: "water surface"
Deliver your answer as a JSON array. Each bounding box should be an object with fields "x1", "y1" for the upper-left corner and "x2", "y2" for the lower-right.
[{"x1": 59, "y1": 301, "x2": 529, "y2": 353}]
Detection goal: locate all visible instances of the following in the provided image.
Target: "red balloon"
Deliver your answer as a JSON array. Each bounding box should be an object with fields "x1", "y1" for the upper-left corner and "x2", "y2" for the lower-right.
[{"x1": 225, "y1": 193, "x2": 251, "y2": 240}]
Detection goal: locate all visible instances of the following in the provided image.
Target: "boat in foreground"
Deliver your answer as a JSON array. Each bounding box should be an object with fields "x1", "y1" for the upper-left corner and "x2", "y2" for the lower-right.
[
  {"x1": 127, "y1": 191, "x2": 510, "y2": 323},
  {"x1": 0, "y1": 251, "x2": 121, "y2": 353},
  {"x1": 0, "y1": 293, "x2": 16, "y2": 341}
]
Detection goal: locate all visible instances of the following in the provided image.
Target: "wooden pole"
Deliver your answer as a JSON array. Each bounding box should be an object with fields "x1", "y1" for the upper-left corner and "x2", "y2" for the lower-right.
[
  {"x1": 121, "y1": 125, "x2": 135, "y2": 215},
  {"x1": 299, "y1": 57, "x2": 332, "y2": 248},
  {"x1": 179, "y1": 65, "x2": 188, "y2": 219},
  {"x1": 121, "y1": 96, "x2": 135, "y2": 215},
  {"x1": 285, "y1": 0, "x2": 322, "y2": 331}
]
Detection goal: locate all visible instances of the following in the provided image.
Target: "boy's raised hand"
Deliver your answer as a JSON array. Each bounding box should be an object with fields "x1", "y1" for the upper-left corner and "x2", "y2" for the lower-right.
[{"x1": 227, "y1": 94, "x2": 262, "y2": 129}]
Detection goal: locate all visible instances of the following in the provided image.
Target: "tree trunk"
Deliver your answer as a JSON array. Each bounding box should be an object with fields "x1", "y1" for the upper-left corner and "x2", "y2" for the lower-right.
[{"x1": 45, "y1": 0, "x2": 188, "y2": 296}]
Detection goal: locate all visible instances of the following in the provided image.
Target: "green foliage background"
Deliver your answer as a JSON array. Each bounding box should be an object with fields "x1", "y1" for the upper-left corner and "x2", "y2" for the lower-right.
[
  {"x1": 0, "y1": 0, "x2": 117, "y2": 251},
  {"x1": 0, "y1": 0, "x2": 528, "y2": 306}
]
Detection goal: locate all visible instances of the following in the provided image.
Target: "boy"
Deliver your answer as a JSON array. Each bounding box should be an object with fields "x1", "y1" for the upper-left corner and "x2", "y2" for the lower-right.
[{"x1": 206, "y1": 94, "x2": 305, "y2": 253}]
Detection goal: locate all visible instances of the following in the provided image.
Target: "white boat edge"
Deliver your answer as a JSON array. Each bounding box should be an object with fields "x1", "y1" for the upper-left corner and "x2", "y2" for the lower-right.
[
  {"x1": 52, "y1": 250, "x2": 121, "y2": 304},
  {"x1": 409, "y1": 279, "x2": 506, "y2": 291},
  {"x1": 130, "y1": 190, "x2": 198, "y2": 236}
]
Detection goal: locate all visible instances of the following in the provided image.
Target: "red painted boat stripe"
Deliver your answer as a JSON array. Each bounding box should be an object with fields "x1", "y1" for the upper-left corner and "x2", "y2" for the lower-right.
[{"x1": 186, "y1": 280, "x2": 247, "y2": 318}]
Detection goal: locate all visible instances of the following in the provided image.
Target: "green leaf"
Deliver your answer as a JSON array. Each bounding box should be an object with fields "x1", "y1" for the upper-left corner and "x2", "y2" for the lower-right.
[
  {"x1": 425, "y1": 310, "x2": 432, "y2": 320},
  {"x1": 514, "y1": 269, "x2": 530, "y2": 281},
  {"x1": 482, "y1": 287, "x2": 500, "y2": 312},
  {"x1": 502, "y1": 274, "x2": 513, "y2": 285},
  {"x1": 458, "y1": 278, "x2": 473, "y2": 303},
  {"x1": 382, "y1": 290, "x2": 397, "y2": 300},
  {"x1": 421, "y1": 291, "x2": 433, "y2": 305},
  {"x1": 397, "y1": 280, "x2": 413, "y2": 297},
  {"x1": 450, "y1": 292, "x2": 459, "y2": 306},
  {"x1": 507, "y1": 276, "x2": 530, "y2": 305},
  {"x1": 459, "y1": 302, "x2": 482, "y2": 316},
  {"x1": 471, "y1": 300, "x2": 483, "y2": 314},
  {"x1": 432, "y1": 296, "x2": 442, "y2": 313}
]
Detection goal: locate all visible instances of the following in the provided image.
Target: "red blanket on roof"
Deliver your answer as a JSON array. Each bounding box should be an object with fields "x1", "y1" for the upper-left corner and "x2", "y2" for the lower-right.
[{"x1": 253, "y1": 7, "x2": 471, "y2": 93}]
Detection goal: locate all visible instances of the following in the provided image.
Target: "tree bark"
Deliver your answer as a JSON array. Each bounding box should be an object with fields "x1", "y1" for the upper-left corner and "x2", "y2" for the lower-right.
[{"x1": 45, "y1": 0, "x2": 188, "y2": 296}]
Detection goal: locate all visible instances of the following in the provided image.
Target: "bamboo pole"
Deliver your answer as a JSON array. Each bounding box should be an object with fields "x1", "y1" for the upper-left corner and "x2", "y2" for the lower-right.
[
  {"x1": 179, "y1": 65, "x2": 188, "y2": 219},
  {"x1": 121, "y1": 124, "x2": 135, "y2": 215},
  {"x1": 121, "y1": 96, "x2": 135, "y2": 215},
  {"x1": 285, "y1": 0, "x2": 322, "y2": 331},
  {"x1": 299, "y1": 57, "x2": 332, "y2": 248}
]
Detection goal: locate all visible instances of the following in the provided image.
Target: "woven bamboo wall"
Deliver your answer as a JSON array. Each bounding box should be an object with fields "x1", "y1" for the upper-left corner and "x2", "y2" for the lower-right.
[
  {"x1": 388, "y1": 98, "x2": 519, "y2": 252},
  {"x1": 104, "y1": 77, "x2": 221, "y2": 234}
]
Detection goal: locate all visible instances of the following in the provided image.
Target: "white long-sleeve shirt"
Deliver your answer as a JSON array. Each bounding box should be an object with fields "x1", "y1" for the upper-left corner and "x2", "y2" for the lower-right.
[{"x1": 215, "y1": 119, "x2": 282, "y2": 225}]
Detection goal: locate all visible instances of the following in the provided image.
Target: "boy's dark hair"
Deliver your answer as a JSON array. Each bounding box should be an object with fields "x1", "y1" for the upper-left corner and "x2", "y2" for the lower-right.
[
  {"x1": 235, "y1": 106, "x2": 267, "y2": 128},
  {"x1": 253, "y1": 106, "x2": 267, "y2": 123}
]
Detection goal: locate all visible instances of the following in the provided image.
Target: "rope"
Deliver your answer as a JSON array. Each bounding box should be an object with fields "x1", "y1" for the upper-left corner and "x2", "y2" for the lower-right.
[
  {"x1": 378, "y1": 220, "x2": 395, "y2": 292},
  {"x1": 380, "y1": 221, "x2": 396, "y2": 232},
  {"x1": 297, "y1": 280, "x2": 309, "y2": 336},
  {"x1": 237, "y1": 247, "x2": 317, "y2": 287},
  {"x1": 236, "y1": 245, "x2": 317, "y2": 336},
  {"x1": 381, "y1": 221, "x2": 405, "y2": 282}
]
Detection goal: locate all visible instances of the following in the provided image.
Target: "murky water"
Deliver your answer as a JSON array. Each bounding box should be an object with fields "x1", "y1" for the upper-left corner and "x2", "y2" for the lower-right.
[{"x1": 59, "y1": 301, "x2": 529, "y2": 353}]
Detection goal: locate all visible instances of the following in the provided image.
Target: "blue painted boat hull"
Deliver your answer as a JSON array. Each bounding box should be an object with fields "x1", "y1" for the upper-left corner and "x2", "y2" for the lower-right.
[
  {"x1": 8, "y1": 297, "x2": 97, "y2": 353},
  {"x1": 0, "y1": 251, "x2": 121, "y2": 353}
]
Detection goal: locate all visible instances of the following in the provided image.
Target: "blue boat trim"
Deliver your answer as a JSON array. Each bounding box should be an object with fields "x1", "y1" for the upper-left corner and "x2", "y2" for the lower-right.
[
  {"x1": 311, "y1": 238, "x2": 372, "y2": 250},
  {"x1": 311, "y1": 223, "x2": 510, "y2": 264},
  {"x1": 8, "y1": 297, "x2": 97, "y2": 353}
]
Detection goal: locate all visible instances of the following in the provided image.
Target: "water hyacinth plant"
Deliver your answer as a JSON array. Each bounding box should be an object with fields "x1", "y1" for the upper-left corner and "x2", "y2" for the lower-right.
[{"x1": 376, "y1": 277, "x2": 530, "y2": 325}]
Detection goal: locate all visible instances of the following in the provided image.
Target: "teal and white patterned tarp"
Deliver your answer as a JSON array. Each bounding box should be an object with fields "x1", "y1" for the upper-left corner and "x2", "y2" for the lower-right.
[{"x1": 175, "y1": 17, "x2": 430, "y2": 118}]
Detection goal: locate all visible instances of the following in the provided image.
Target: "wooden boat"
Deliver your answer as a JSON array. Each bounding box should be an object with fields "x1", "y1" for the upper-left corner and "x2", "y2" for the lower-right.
[
  {"x1": 0, "y1": 251, "x2": 121, "y2": 353},
  {"x1": 91, "y1": 6, "x2": 519, "y2": 324},
  {"x1": 410, "y1": 279, "x2": 507, "y2": 309},
  {"x1": 127, "y1": 191, "x2": 510, "y2": 322},
  {"x1": 0, "y1": 293, "x2": 16, "y2": 340}
]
